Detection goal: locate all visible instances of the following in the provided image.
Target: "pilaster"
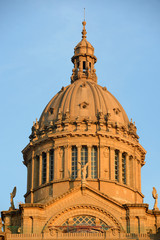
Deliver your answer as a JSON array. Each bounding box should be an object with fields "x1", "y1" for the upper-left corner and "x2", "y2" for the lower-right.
[
  {"x1": 54, "y1": 147, "x2": 59, "y2": 180},
  {"x1": 109, "y1": 147, "x2": 115, "y2": 181},
  {"x1": 126, "y1": 154, "x2": 129, "y2": 186},
  {"x1": 88, "y1": 145, "x2": 91, "y2": 178}
]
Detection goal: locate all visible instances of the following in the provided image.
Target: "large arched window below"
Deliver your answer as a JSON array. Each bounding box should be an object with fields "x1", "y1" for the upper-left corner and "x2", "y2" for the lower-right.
[
  {"x1": 49, "y1": 149, "x2": 54, "y2": 181},
  {"x1": 71, "y1": 146, "x2": 78, "y2": 179},
  {"x1": 42, "y1": 152, "x2": 46, "y2": 184},
  {"x1": 61, "y1": 215, "x2": 109, "y2": 233},
  {"x1": 91, "y1": 146, "x2": 97, "y2": 179},
  {"x1": 115, "y1": 150, "x2": 119, "y2": 182}
]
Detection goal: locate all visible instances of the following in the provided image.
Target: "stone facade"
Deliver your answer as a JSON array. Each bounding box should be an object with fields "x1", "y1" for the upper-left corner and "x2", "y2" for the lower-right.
[{"x1": 1, "y1": 20, "x2": 160, "y2": 240}]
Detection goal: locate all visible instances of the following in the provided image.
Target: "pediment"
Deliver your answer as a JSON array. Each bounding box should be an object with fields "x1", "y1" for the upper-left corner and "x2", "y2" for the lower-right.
[
  {"x1": 44, "y1": 183, "x2": 123, "y2": 209},
  {"x1": 41, "y1": 184, "x2": 125, "y2": 234}
]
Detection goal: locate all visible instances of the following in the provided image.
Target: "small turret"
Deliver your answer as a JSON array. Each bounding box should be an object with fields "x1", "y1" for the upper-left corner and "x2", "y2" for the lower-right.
[{"x1": 71, "y1": 20, "x2": 97, "y2": 83}]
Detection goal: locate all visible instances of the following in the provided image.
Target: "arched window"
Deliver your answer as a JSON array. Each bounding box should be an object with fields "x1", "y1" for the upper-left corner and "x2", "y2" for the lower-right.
[
  {"x1": 122, "y1": 153, "x2": 126, "y2": 184},
  {"x1": 81, "y1": 146, "x2": 88, "y2": 178},
  {"x1": 115, "y1": 150, "x2": 119, "y2": 182},
  {"x1": 49, "y1": 149, "x2": 54, "y2": 181},
  {"x1": 91, "y1": 146, "x2": 97, "y2": 179},
  {"x1": 62, "y1": 215, "x2": 109, "y2": 232},
  {"x1": 71, "y1": 146, "x2": 77, "y2": 179},
  {"x1": 42, "y1": 152, "x2": 46, "y2": 184}
]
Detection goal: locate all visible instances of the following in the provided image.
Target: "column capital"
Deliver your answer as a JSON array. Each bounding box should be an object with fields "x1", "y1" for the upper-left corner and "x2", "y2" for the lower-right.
[
  {"x1": 87, "y1": 145, "x2": 92, "y2": 149},
  {"x1": 76, "y1": 145, "x2": 81, "y2": 149}
]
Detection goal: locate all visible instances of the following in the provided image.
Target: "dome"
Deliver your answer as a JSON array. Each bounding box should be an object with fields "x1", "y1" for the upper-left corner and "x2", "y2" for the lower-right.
[
  {"x1": 39, "y1": 79, "x2": 129, "y2": 128},
  {"x1": 24, "y1": 20, "x2": 145, "y2": 207}
]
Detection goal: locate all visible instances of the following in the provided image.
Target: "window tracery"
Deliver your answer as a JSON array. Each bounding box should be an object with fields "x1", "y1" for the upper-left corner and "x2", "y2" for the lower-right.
[
  {"x1": 49, "y1": 150, "x2": 54, "y2": 181},
  {"x1": 71, "y1": 146, "x2": 78, "y2": 179},
  {"x1": 42, "y1": 152, "x2": 47, "y2": 184},
  {"x1": 115, "y1": 150, "x2": 119, "y2": 182},
  {"x1": 122, "y1": 153, "x2": 126, "y2": 184},
  {"x1": 62, "y1": 215, "x2": 109, "y2": 232},
  {"x1": 91, "y1": 146, "x2": 97, "y2": 179}
]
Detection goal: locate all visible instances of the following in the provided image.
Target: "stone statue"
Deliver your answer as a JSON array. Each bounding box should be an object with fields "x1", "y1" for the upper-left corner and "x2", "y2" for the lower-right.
[
  {"x1": 10, "y1": 187, "x2": 16, "y2": 210},
  {"x1": 152, "y1": 187, "x2": 159, "y2": 210},
  {"x1": 78, "y1": 162, "x2": 88, "y2": 183}
]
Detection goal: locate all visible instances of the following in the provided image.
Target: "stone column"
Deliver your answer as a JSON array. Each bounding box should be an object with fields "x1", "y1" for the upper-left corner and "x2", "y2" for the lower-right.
[
  {"x1": 64, "y1": 145, "x2": 69, "y2": 178},
  {"x1": 139, "y1": 161, "x2": 141, "y2": 192},
  {"x1": 109, "y1": 147, "x2": 115, "y2": 181},
  {"x1": 39, "y1": 153, "x2": 42, "y2": 186},
  {"x1": 31, "y1": 150, "x2": 35, "y2": 203},
  {"x1": 136, "y1": 159, "x2": 141, "y2": 191},
  {"x1": 99, "y1": 146, "x2": 103, "y2": 179},
  {"x1": 27, "y1": 160, "x2": 32, "y2": 192},
  {"x1": 133, "y1": 157, "x2": 136, "y2": 189},
  {"x1": 88, "y1": 145, "x2": 91, "y2": 178},
  {"x1": 54, "y1": 147, "x2": 59, "y2": 180},
  {"x1": 129, "y1": 156, "x2": 133, "y2": 188},
  {"x1": 126, "y1": 154, "x2": 129, "y2": 186},
  {"x1": 77, "y1": 145, "x2": 81, "y2": 178},
  {"x1": 46, "y1": 150, "x2": 50, "y2": 183},
  {"x1": 119, "y1": 151, "x2": 122, "y2": 184},
  {"x1": 102, "y1": 146, "x2": 109, "y2": 180}
]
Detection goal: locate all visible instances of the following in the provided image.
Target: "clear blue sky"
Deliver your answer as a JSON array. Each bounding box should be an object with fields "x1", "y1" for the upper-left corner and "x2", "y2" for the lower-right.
[{"x1": 0, "y1": 0, "x2": 160, "y2": 212}]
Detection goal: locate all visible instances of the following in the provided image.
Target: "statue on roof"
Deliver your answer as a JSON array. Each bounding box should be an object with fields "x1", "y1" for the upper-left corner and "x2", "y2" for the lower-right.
[
  {"x1": 10, "y1": 186, "x2": 16, "y2": 210},
  {"x1": 152, "y1": 187, "x2": 159, "y2": 211}
]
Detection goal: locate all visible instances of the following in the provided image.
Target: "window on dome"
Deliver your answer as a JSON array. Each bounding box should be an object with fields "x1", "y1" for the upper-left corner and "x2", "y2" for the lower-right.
[
  {"x1": 91, "y1": 146, "x2": 97, "y2": 179},
  {"x1": 122, "y1": 153, "x2": 126, "y2": 184},
  {"x1": 49, "y1": 149, "x2": 54, "y2": 181},
  {"x1": 71, "y1": 146, "x2": 78, "y2": 179},
  {"x1": 42, "y1": 152, "x2": 46, "y2": 184},
  {"x1": 81, "y1": 146, "x2": 88, "y2": 178},
  {"x1": 89, "y1": 62, "x2": 91, "y2": 71},
  {"x1": 115, "y1": 150, "x2": 119, "y2": 182}
]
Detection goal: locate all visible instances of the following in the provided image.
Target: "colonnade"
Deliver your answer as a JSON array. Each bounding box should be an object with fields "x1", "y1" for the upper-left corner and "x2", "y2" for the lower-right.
[{"x1": 27, "y1": 145, "x2": 141, "y2": 193}]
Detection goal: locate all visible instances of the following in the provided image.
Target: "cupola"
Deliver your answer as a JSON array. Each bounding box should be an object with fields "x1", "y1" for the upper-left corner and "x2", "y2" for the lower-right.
[{"x1": 71, "y1": 21, "x2": 97, "y2": 83}]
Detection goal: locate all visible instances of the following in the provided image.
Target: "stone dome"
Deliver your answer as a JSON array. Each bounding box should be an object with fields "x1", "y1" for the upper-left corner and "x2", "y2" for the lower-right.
[
  {"x1": 39, "y1": 79, "x2": 129, "y2": 128},
  {"x1": 24, "y1": 20, "x2": 145, "y2": 207}
]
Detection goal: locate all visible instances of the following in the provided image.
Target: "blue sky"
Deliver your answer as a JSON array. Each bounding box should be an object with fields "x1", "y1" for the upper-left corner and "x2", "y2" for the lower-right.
[{"x1": 0, "y1": 0, "x2": 160, "y2": 212}]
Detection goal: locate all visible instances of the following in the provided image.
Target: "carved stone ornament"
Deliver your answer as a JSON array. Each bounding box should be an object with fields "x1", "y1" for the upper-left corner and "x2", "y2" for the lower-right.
[
  {"x1": 113, "y1": 108, "x2": 121, "y2": 115},
  {"x1": 103, "y1": 147, "x2": 108, "y2": 158},
  {"x1": 79, "y1": 101, "x2": 89, "y2": 109},
  {"x1": 59, "y1": 148, "x2": 64, "y2": 158}
]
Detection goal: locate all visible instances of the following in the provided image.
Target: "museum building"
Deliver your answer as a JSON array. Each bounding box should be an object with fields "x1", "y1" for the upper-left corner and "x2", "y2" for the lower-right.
[{"x1": 1, "y1": 20, "x2": 160, "y2": 240}]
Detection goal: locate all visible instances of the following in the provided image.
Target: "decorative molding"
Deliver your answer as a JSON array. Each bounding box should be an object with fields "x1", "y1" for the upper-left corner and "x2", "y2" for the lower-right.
[{"x1": 43, "y1": 205, "x2": 122, "y2": 233}]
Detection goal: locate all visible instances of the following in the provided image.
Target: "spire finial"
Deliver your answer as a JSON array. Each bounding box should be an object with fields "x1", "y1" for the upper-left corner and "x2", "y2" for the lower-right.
[{"x1": 82, "y1": 8, "x2": 87, "y2": 39}]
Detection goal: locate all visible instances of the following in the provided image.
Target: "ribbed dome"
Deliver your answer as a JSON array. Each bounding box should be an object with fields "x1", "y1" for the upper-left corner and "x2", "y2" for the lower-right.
[{"x1": 39, "y1": 79, "x2": 129, "y2": 127}]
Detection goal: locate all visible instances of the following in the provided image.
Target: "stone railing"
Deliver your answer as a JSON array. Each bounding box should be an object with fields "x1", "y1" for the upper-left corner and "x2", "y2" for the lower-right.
[{"x1": 5, "y1": 232, "x2": 152, "y2": 240}]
